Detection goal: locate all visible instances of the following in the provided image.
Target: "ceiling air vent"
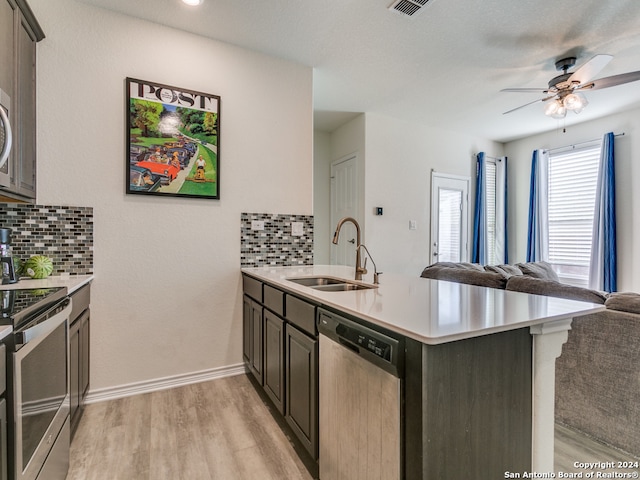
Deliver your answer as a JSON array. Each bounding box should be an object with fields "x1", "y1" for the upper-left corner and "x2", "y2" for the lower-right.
[{"x1": 388, "y1": 0, "x2": 430, "y2": 17}]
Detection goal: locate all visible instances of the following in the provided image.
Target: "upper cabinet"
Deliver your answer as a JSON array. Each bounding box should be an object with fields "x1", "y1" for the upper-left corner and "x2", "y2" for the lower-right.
[{"x1": 0, "y1": 0, "x2": 44, "y2": 202}]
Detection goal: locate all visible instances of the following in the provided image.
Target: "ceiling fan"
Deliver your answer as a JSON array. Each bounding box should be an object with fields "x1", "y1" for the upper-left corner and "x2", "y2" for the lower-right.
[{"x1": 501, "y1": 54, "x2": 640, "y2": 118}]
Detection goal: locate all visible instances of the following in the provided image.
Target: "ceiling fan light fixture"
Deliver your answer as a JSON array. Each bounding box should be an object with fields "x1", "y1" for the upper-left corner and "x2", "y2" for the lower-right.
[
  {"x1": 544, "y1": 100, "x2": 567, "y2": 119},
  {"x1": 551, "y1": 107, "x2": 567, "y2": 119},
  {"x1": 544, "y1": 99, "x2": 561, "y2": 116},
  {"x1": 563, "y1": 92, "x2": 588, "y2": 112}
]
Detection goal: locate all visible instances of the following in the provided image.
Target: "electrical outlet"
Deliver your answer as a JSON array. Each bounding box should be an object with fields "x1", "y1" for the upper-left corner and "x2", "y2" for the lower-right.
[
  {"x1": 292, "y1": 222, "x2": 304, "y2": 236},
  {"x1": 409, "y1": 220, "x2": 417, "y2": 230},
  {"x1": 251, "y1": 220, "x2": 265, "y2": 231}
]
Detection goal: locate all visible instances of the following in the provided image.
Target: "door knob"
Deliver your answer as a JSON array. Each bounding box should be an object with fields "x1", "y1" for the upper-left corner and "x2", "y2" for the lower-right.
[{"x1": 348, "y1": 239, "x2": 355, "y2": 244}]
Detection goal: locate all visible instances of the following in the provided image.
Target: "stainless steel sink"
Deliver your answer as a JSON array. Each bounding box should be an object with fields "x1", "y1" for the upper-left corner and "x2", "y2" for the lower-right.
[
  {"x1": 311, "y1": 283, "x2": 374, "y2": 292},
  {"x1": 286, "y1": 276, "x2": 346, "y2": 287},
  {"x1": 286, "y1": 276, "x2": 376, "y2": 291}
]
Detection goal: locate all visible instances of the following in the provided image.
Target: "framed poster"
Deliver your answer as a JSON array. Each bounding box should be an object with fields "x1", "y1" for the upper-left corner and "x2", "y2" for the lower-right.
[{"x1": 126, "y1": 77, "x2": 220, "y2": 199}]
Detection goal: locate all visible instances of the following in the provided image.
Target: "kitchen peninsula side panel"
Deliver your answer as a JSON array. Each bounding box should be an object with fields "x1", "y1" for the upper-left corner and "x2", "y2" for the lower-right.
[{"x1": 405, "y1": 327, "x2": 532, "y2": 479}]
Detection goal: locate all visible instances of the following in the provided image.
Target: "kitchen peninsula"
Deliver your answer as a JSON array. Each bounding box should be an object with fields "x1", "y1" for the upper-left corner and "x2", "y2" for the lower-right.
[{"x1": 241, "y1": 265, "x2": 604, "y2": 479}]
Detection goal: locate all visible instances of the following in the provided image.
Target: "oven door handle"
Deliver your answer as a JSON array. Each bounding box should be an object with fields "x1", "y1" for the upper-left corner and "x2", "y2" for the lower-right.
[{"x1": 18, "y1": 299, "x2": 72, "y2": 348}]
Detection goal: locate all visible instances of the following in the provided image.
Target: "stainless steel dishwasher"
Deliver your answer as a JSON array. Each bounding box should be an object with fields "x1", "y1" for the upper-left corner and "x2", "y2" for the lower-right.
[{"x1": 317, "y1": 308, "x2": 403, "y2": 480}]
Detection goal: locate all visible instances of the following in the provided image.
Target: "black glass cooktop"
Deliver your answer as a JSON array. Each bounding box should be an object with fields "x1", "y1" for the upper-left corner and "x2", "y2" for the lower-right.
[{"x1": 0, "y1": 286, "x2": 68, "y2": 328}]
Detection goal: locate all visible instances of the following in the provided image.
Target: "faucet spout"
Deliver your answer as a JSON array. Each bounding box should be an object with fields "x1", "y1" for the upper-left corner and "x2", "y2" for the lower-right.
[{"x1": 332, "y1": 217, "x2": 366, "y2": 281}]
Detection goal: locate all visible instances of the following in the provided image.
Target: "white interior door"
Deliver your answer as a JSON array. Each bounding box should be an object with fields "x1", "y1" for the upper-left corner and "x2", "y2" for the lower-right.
[
  {"x1": 430, "y1": 173, "x2": 470, "y2": 264},
  {"x1": 330, "y1": 154, "x2": 358, "y2": 266}
]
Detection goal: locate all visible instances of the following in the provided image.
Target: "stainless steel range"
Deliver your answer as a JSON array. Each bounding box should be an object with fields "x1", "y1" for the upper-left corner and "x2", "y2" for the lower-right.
[{"x1": 1, "y1": 287, "x2": 71, "y2": 480}]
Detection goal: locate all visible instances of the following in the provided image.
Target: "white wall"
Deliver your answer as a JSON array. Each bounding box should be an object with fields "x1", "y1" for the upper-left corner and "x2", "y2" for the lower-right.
[
  {"x1": 313, "y1": 112, "x2": 504, "y2": 277},
  {"x1": 30, "y1": 0, "x2": 313, "y2": 391},
  {"x1": 363, "y1": 113, "x2": 504, "y2": 276},
  {"x1": 505, "y1": 106, "x2": 640, "y2": 292},
  {"x1": 314, "y1": 114, "x2": 366, "y2": 262},
  {"x1": 313, "y1": 130, "x2": 331, "y2": 264}
]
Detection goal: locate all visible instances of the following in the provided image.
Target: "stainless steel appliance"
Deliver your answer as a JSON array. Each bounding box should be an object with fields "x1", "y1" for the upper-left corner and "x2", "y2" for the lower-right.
[
  {"x1": 0, "y1": 88, "x2": 11, "y2": 189},
  {"x1": 1, "y1": 287, "x2": 71, "y2": 480},
  {"x1": 0, "y1": 230, "x2": 18, "y2": 285},
  {"x1": 317, "y1": 308, "x2": 404, "y2": 480}
]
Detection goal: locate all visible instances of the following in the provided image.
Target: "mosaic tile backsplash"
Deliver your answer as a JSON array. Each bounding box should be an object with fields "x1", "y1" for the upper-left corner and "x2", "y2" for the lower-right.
[
  {"x1": 0, "y1": 204, "x2": 94, "y2": 276},
  {"x1": 241, "y1": 213, "x2": 314, "y2": 267}
]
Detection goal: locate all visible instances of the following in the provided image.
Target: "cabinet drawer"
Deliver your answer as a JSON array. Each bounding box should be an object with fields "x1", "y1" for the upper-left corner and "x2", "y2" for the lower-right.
[
  {"x1": 286, "y1": 295, "x2": 316, "y2": 336},
  {"x1": 263, "y1": 285, "x2": 284, "y2": 316},
  {"x1": 70, "y1": 283, "x2": 91, "y2": 323},
  {"x1": 243, "y1": 275, "x2": 263, "y2": 302}
]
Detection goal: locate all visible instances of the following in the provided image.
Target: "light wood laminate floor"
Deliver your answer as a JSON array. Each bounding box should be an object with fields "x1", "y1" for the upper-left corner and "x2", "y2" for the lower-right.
[
  {"x1": 69, "y1": 375, "x2": 638, "y2": 479},
  {"x1": 67, "y1": 375, "x2": 313, "y2": 480}
]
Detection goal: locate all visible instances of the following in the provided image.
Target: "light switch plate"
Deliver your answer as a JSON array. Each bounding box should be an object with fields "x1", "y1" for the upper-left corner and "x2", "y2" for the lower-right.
[
  {"x1": 251, "y1": 220, "x2": 265, "y2": 231},
  {"x1": 291, "y1": 222, "x2": 304, "y2": 236},
  {"x1": 409, "y1": 220, "x2": 417, "y2": 230}
]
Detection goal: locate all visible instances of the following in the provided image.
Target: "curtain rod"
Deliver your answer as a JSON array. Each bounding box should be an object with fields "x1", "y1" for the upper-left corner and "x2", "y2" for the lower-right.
[
  {"x1": 474, "y1": 153, "x2": 503, "y2": 162},
  {"x1": 545, "y1": 132, "x2": 625, "y2": 154}
]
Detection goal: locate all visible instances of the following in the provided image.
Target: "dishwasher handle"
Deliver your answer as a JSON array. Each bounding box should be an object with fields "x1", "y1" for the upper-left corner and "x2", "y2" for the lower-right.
[{"x1": 338, "y1": 337, "x2": 360, "y2": 354}]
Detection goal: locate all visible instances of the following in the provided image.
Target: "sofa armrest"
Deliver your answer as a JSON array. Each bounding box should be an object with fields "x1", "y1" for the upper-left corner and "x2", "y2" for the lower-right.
[
  {"x1": 420, "y1": 263, "x2": 507, "y2": 289},
  {"x1": 505, "y1": 276, "x2": 607, "y2": 304}
]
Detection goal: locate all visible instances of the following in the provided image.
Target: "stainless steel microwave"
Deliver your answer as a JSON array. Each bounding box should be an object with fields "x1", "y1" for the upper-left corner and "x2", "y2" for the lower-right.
[{"x1": 0, "y1": 87, "x2": 12, "y2": 188}]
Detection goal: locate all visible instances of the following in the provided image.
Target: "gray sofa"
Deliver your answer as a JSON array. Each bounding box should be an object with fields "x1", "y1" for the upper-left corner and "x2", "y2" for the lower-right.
[{"x1": 420, "y1": 261, "x2": 640, "y2": 457}]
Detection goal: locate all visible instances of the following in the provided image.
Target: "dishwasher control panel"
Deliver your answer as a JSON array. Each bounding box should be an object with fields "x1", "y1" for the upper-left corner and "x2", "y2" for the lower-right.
[
  {"x1": 335, "y1": 323, "x2": 391, "y2": 361},
  {"x1": 317, "y1": 308, "x2": 403, "y2": 377}
]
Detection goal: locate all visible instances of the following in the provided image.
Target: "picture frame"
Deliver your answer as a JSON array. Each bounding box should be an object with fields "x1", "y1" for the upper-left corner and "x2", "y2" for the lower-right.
[{"x1": 126, "y1": 77, "x2": 220, "y2": 199}]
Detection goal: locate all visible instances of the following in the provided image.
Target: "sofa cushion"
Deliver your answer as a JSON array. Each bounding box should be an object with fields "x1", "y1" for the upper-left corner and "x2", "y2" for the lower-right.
[
  {"x1": 484, "y1": 264, "x2": 523, "y2": 278},
  {"x1": 515, "y1": 261, "x2": 559, "y2": 282},
  {"x1": 605, "y1": 292, "x2": 640, "y2": 314},
  {"x1": 505, "y1": 276, "x2": 606, "y2": 304},
  {"x1": 420, "y1": 262, "x2": 507, "y2": 289}
]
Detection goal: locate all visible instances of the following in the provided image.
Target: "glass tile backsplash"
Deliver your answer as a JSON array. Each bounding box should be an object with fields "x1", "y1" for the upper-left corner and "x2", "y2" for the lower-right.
[
  {"x1": 241, "y1": 212, "x2": 313, "y2": 267},
  {"x1": 0, "y1": 203, "x2": 93, "y2": 276}
]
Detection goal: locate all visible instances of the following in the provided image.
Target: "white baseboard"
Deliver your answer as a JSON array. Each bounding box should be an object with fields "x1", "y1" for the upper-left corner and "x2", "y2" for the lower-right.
[{"x1": 85, "y1": 363, "x2": 248, "y2": 404}]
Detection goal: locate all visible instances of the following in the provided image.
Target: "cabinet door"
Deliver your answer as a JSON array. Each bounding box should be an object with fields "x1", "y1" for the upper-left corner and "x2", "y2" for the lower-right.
[
  {"x1": 0, "y1": 1, "x2": 15, "y2": 95},
  {"x1": 243, "y1": 295, "x2": 264, "y2": 384},
  {"x1": 285, "y1": 324, "x2": 318, "y2": 459},
  {"x1": 69, "y1": 319, "x2": 80, "y2": 423},
  {"x1": 263, "y1": 310, "x2": 284, "y2": 413},
  {"x1": 13, "y1": 13, "x2": 36, "y2": 197},
  {"x1": 80, "y1": 309, "x2": 90, "y2": 399},
  {"x1": 242, "y1": 295, "x2": 251, "y2": 365}
]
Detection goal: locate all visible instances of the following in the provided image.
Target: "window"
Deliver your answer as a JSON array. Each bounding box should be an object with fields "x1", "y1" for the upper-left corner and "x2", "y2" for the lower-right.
[
  {"x1": 485, "y1": 160, "x2": 497, "y2": 265},
  {"x1": 431, "y1": 173, "x2": 469, "y2": 263},
  {"x1": 438, "y1": 188, "x2": 463, "y2": 262},
  {"x1": 547, "y1": 143, "x2": 601, "y2": 286}
]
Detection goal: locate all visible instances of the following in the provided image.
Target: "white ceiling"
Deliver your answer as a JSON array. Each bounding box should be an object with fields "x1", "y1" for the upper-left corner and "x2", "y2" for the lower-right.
[{"x1": 79, "y1": 0, "x2": 640, "y2": 142}]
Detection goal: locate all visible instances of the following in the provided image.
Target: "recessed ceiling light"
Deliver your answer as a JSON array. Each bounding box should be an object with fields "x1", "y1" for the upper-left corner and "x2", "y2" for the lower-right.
[{"x1": 182, "y1": 0, "x2": 202, "y2": 6}]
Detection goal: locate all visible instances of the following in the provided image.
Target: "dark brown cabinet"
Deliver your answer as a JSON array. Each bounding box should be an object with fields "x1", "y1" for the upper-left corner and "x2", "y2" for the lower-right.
[
  {"x1": 69, "y1": 284, "x2": 91, "y2": 438},
  {"x1": 0, "y1": 343, "x2": 6, "y2": 480},
  {"x1": 285, "y1": 323, "x2": 317, "y2": 458},
  {"x1": 243, "y1": 295, "x2": 263, "y2": 384},
  {"x1": 242, "y1": 273, "x2": 319, "y2": 460},
  {"x1": 263, "y1": 310, "x2": 284, "y2": 413},
  {"x1": 0, "y1": 0, "x2": 44, "y2": 201}
]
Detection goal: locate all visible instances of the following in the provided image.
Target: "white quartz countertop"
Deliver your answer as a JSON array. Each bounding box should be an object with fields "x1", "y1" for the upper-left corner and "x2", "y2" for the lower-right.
[
  {"x1": 0, "y1": 274, "x2": 94, "y2": 294},
  {"x1": 242, "y1": 265, "x2": 605, "y2": 344}
]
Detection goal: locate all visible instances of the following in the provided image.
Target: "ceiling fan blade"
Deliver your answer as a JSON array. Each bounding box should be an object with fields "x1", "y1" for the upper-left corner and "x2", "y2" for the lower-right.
[
  {"x1": 501, "y1": 88, "x2": 549, "y2": 93},
  {"x1": 583, "y1": 70, "x2": 640, "y2": 90},
  {"x1": 502, "y1": 96, "x2": 555, "y2": 115},
  {"x1": 568, "y1": 54, "x2": 613, "y2": 84}
]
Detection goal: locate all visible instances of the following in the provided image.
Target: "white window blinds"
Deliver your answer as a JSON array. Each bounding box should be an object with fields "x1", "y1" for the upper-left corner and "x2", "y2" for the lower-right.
[
  {"x1": 547, "y1": 143, "x2": 601, "y2": 286},
  {"x1": 438, "y1": 188, "x2": 462, "y2": 262},
  {"x1": 485, "y1": 161, "x2": 497, "y2": 265}
]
